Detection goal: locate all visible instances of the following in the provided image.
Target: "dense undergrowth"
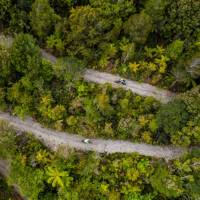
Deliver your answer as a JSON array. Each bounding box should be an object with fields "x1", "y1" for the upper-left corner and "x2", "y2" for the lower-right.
[{"x1": 0, "y1": 121, "x2": 200, "y2": 200}]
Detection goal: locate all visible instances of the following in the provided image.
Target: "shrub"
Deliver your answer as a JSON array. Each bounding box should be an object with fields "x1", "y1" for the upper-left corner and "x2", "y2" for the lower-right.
[{"x1": 156, "y1": 99, "x2": 189, "y2": 135}]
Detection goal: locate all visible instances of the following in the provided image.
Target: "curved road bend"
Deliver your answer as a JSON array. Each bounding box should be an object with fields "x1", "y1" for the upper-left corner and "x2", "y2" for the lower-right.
[{"x1": 0, "y1": 112, "x2": 187, "y2": 160}]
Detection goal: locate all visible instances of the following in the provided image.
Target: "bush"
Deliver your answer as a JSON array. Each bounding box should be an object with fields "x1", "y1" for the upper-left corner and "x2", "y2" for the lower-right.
[
  {"x1": 124, "y1": 12, "x2": 153, "y2": 45},
  {"x1": 156, "y1": 99, "x2": 189, "y2": 135},
  {"x1": 166, "y1": 40, "x2": 184, "y2": 61}
]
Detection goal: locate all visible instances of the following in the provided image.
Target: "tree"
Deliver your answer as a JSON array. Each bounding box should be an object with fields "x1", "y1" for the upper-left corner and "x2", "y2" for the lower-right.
[
  {"x1": 16, "y1": 0, "x2": 34, "y2": 11},
  {"x1": 117, "y1": 117, "x2": 139, "y2": 139},
  {"x1": 125, "y1": 193, "x2": 154, "y2": 200},
  {"x1": 0, "y1": 44, "x2": 11, "y2": 86},
  {"x1": 46, "y1": 167, "x2": 72, "y2": 189},
  {"x1": 144, "y1": 0, "x2": 170, "y2": 23},
  {"x1": 30, "y1": 0, "x2": 60, "y2": 39},
  {"x1": 150, "y1": 164, "x2": 183, "y2": 198},
  {"x1": 166, "y1": 40, "x2": 184, "y2": 61},
  {"x1": 179, "y1": 86, "x2": 200, "y2": 116},
  {"x1": 35, "y1": 149, "x2": 51, "y2": 165},
  {"x1": 186, "y1": 55, "x2": 200, "y2": 79},
  {"x1": 49, "y1": 0, "x2": 73, "y2": 16},
  {"x1": 7, "y1": 79, "x2": 35, "y2": 117},
  {"x1": 10, "y1": 33, "x2": 41, "y2": 75},
  {"x1": 124, "y1": 12, "x2": 153, "y2": 45},
  {"x1": 120, "y1": 38, "x2": 135, "y2": 64},
  {"x1": 0, "y1": 0, "x2": 11, "y2": 28},
  {"x1": 95, "y1": 93, "x2": 114, "y2": 116},
  {"x1": 156, "y1": 99, "x2": 189, "y2": 137},
  {"x1": 8, "y1": 160, "x2": 45, "y2": 200},
  {"x1": 8, "y1": 7, "x2": 29, "y2": 33},
  {"x1": 51, "y1": 0, "x2": 135, "y2": 65}
]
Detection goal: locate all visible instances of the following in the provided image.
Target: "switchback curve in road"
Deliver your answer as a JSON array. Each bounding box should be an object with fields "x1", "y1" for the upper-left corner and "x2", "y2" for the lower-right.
[{"x1": 0, "y1": 112, "x2": 187, "y2": 160}]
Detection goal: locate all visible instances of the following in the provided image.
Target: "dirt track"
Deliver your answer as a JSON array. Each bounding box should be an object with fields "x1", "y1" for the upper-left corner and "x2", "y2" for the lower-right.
[
  {"x1": 0, "y1": 35, "x2": 175, "y2": 103},
  {"x1": 0, "y1": 112, "x2": 187, "y2": 160},
  {"x1": 41, "y1": 51, "x2": 175, "y2": 103}
]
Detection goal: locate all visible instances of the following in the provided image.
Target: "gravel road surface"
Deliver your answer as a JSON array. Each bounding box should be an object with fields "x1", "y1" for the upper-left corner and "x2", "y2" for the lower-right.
[{"x1": 0, "y1": 112, "x2": 187, "y2": 160}]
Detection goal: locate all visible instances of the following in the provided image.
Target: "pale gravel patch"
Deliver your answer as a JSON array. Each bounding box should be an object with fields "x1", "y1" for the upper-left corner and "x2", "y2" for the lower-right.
[{"x1": 0, "y1": 160, "x2": 9, "y2": 177}]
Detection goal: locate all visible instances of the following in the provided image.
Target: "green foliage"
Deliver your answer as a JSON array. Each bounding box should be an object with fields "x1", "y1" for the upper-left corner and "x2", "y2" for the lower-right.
[
  {"x1": 0, "y1": 177, "x2": 13, "y2": 200},
  {"x1": 187, "y1": 54, "x2": 200, "y2": 79},
  {"x1": 124, "y1": 12, "x2": 153, "y2": 45},
  {"x1": 166, "y1": 40, "x2": 184, "y2": 60},
  {"x1": 125, "y1": 193, "x2": 154, "y2": 200},
  {"x1": 46, "y1": 167, "x2": 72, "y2": 189},
  {"x1": 0, "y1": 121, "x2": 16, "y2": 158},
  {"x1": 10, "y1": 33, "x2": 41, "y2": 74},
  {"x1": 0, "y1": 45, "x2": 11, "y2": 85},
  {"x1": 49, "y1": 0, "x2": 135, "y2": 68},
  {"x1": 8, "y1": 159, "x2": 45, "y2": 200},
  {"x1": 156, "y1": 99, "x2": 189, "y2": 136},
  {"x1": 150, "y1": 164, "x2": 183, "y2": 198},
  {"x1": 161, "y1": 0, "x2": 200, "y2": 41},
  {"x1": 8, "y1": 7, "x2": 29, "y2": 33},
  {"x1": 50, "y1": 0, "x2": 73, "y2": 16},
  {"x1": 171, "y1": 123, "x2": 200, "y2": 146},
  {"x1": 0, "y1": 0, "x2": 11, "y2": 22},
  {"x1": 120, "y1": 38, "x2": 135, "y2": 64},
  {"x1": 30, "y1": 0, "x2": 60, "y2": 39},
  {"x1": 169, "y1": 86, "x2": 200, "y2": 146},
  {"x1": 53, "y1": 57, "x2": 85, "y2": 82},
  {"x1": 1, "y1": 0, "x2": 200, "y2": 199},
  {"x1": 129, "y1": 46, "x2": 170, "y2": 84},
  {"x1": 179, "y1": 86, "x2": 200, "y2": 115},
  {"x1": 144, "y1": 0, "x2": 169, "y2": 23},
  {"x1": 7, "y1": 33, "x2": 55, "y2": 117}
]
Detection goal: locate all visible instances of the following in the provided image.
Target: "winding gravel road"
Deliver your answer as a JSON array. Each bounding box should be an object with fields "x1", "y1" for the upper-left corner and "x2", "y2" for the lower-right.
[
  {"x1": 84, "y1": 69, "x2": 175, "y2": 103},
  {"x1": 41, "y1": 50, "x2": 175, "y2": 103},
  {"x1": 0, "y1": 35, "x2": 175, "y2": 103},
  {"x1": 0, "y1": 112, "x2": 187, "y2": 160}
]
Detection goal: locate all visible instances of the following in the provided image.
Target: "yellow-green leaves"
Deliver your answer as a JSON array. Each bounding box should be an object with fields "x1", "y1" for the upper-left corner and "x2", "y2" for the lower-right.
[{"x1": 46, "y1": 167, "x2": 71, "y2": 189}]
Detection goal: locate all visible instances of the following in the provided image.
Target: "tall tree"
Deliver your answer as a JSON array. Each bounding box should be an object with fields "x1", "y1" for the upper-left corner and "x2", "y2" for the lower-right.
[
  {"x1": 30, "y1": 0, "x2": 60, "y2": 39},
  {"x1": 124, "y1": 12, "x2": 153, "y2": 45},
  {"x1": 10, "y1": 33, "x2": 41, "y2": 75}
]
